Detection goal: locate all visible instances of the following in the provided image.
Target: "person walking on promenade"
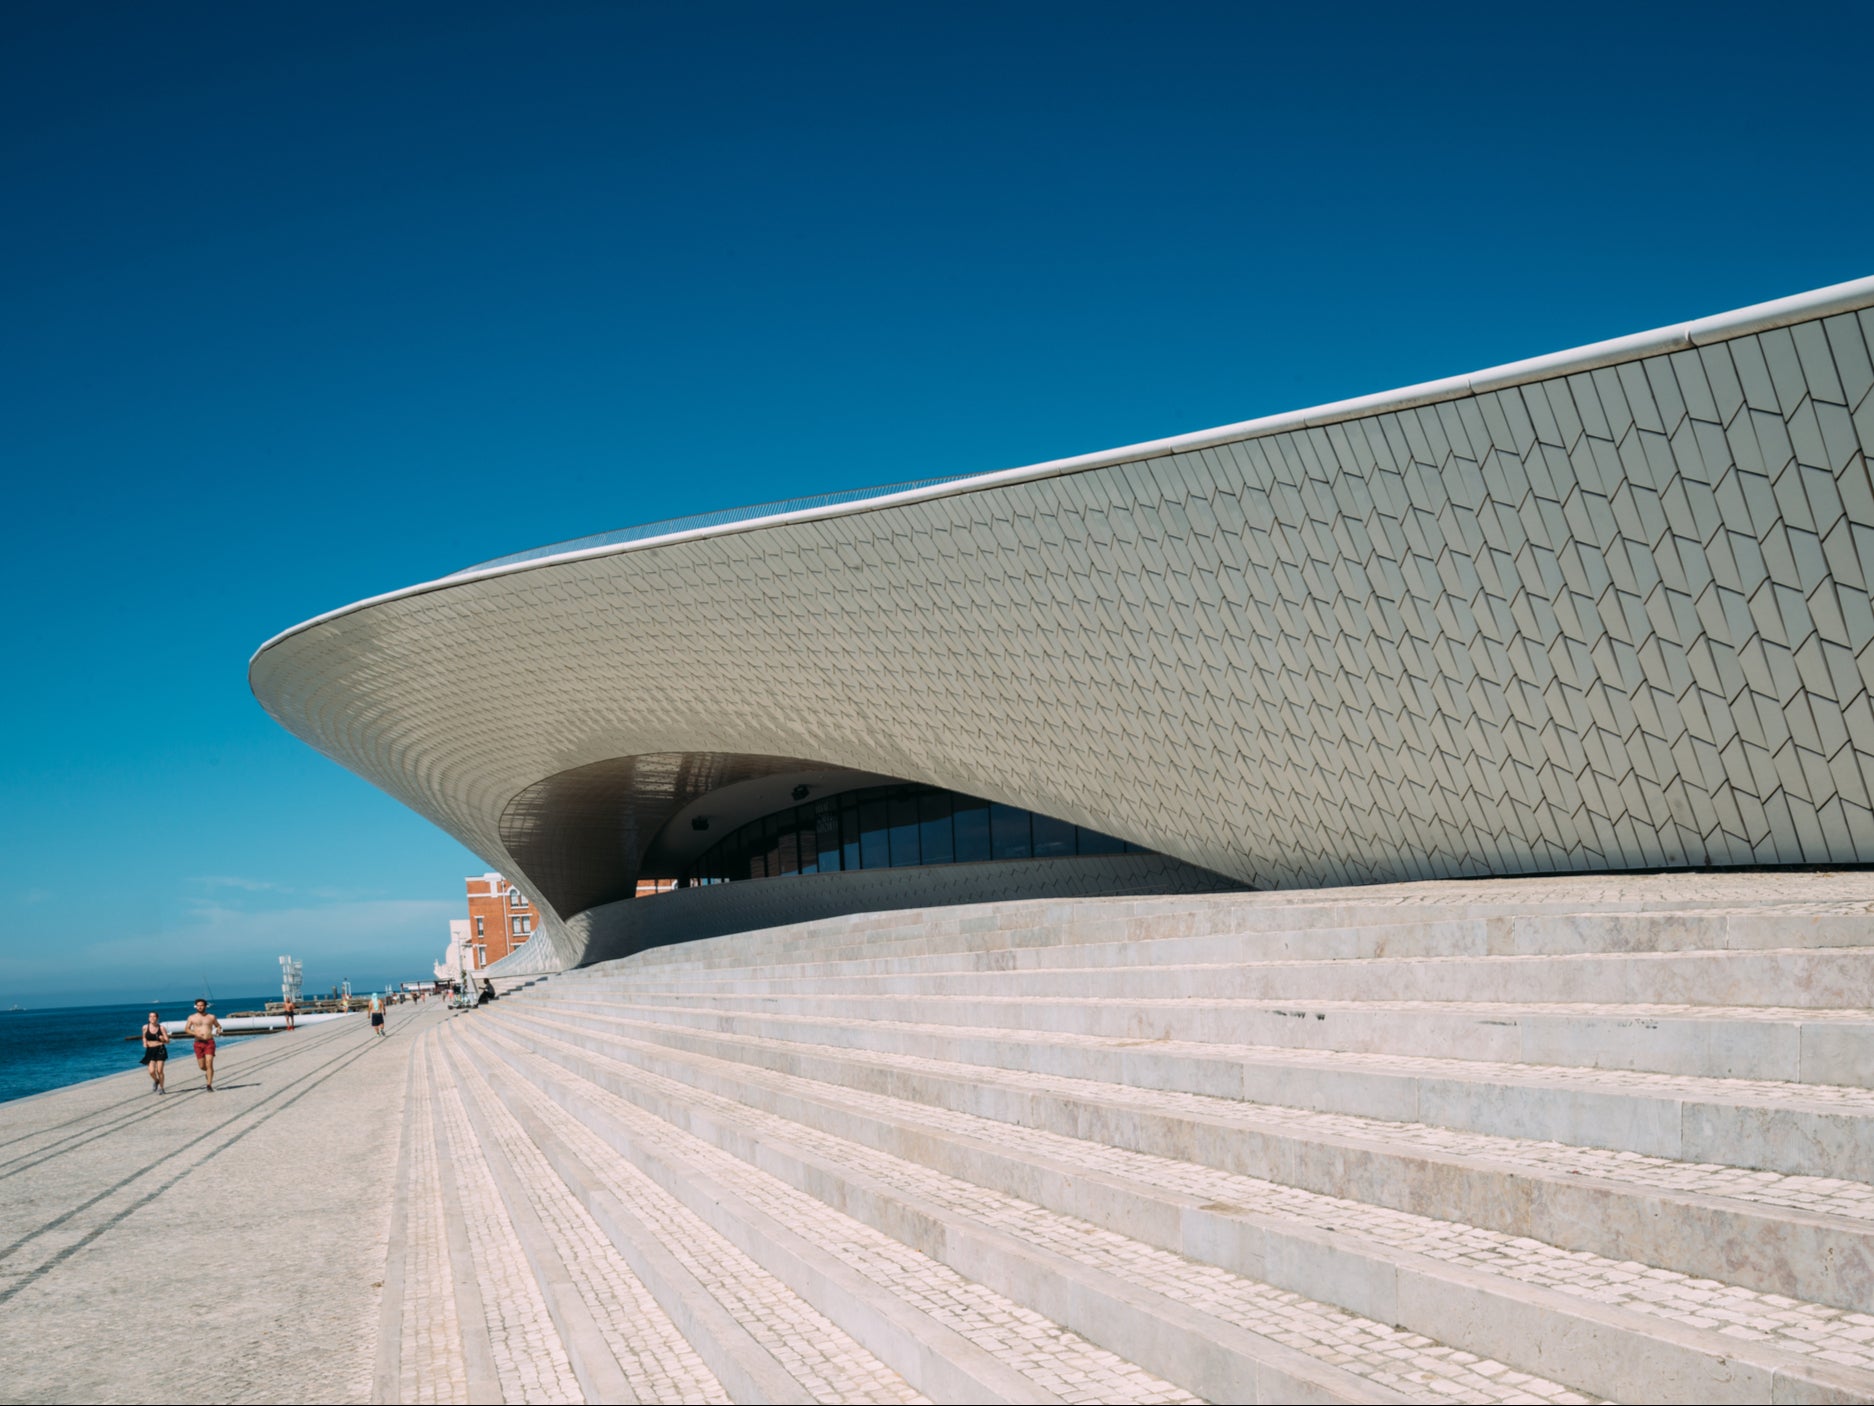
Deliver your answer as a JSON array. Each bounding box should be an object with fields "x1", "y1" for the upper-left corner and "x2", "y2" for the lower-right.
[
  {"x1": 283, "y1": 996, "x2": 296, "y2": 1031},
  {"x1": 368, "y1": 992, "x2": 387, "y2": 1038},
  {"x1": 139, "y1": 1012, "x2": 169, "y2": 1094},
  {"x1": 184, "y1": 999, "x2": 223, "y2": 1092}
]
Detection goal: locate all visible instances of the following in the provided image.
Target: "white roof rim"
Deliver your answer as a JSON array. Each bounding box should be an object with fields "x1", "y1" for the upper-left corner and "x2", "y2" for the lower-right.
[{"x1": 252, "y1": 272, "x2": 1874, "y2": 665}]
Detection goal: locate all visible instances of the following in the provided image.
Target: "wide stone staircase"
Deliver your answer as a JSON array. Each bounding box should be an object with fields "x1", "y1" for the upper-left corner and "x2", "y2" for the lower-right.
[{"x1": 385, "y1": 874, "x2": 1874, "y2": 1403}]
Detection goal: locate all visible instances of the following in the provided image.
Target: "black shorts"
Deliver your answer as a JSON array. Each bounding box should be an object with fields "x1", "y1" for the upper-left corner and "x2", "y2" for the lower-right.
[
  {"x1": 140, "y1": 1046, "x2": 167, "y2": 1064},
  {"x1": 370, "y1": 1012, "x2": 384, "y2": 1026}
]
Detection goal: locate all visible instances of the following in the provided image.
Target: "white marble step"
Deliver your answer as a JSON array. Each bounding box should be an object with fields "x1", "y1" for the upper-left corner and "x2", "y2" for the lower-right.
[
  {"x1": 486, "y1": 1006, "x2": 1874, "y2": 1405},
  {"x1": 458, "y1": 1021, "x2": 1202, "y2": 1405},
  {"x1": 530, "y1": 985, "x2": 1874, "y2": 1086},
  {"x1": 417, "y1": 1033, "x2": 591, "y2": 1403},
  {"x1": 517, "y1": 992, "x2": 1874, "y2": 1178},
  {"x1": 613, "y1": 881, "x2": 1874, "y2": 976},
  {"x1": 465, "y1": 1016, "x2": 1597, "y2": 1405},
  {"x1": 431, "y1": 1029, "x2": 717, "y2": 1404},
  {"x1": 590, "y1": 910, "x2": 1874, "y2": 985},
  {"x1": 491, "y1": 1000, "x2": 1874, "y2": 1312},
  {"x1": 436, "y1": 1023, "x2": 925, "y2": 1404},
  {"x1": 582, "y1": 946, "x2": 1874, "y2": 1010}
]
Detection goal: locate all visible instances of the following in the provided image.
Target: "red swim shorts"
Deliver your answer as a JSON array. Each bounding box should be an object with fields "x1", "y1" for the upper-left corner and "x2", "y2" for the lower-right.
[{"x1": 194, "y1": 1039, "x2": 216, "y2": 1058}]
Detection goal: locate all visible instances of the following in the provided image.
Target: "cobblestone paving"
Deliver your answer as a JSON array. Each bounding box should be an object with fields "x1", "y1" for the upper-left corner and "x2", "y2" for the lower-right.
[
  {"x1": 435, "y1": 1029, "x2": 730, "y2": 1403},
  {"x1": 0, "y1": 1007, "x2": 408, "y2": 1404},
  {"x1": 496, "y1": 1015, "x2": 1596, "y2": 1404},
  {"x1": 469, "y1": 1029, "x2": 926, "y2": 1403},
  {"x1": 469, "y1": 1022, "x2": 1197, "y2": 1405},
  {"x1": 399, "y1": 1041, "x2": 467, "y2": 1405},
  {"x1": 519, "y1": 1008, "x2": 1874, "y2": 1372},
  {"x1": 429, "y1": 1039, "x2": 582, "y2": 1404}
]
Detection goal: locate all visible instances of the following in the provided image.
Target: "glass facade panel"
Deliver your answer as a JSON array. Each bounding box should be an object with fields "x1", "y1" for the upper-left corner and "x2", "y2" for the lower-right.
[
  {"x1": 816, "y1": 806, "x2": 842, "y2": 873},
  {"x1": 676, "y1": 782, "x2": 1154, "y2": 886},
  {"x1": 888, "y1": 792, "x2": 921, "y2": 866},
  {"x1": 918, "y1": 791, "x2": 953, "y2": 864},
  {"x1": 953, "y1": 800, "x2": 990, "y2": 863},
  {"x1": 859, "y1": 797, "x2": 890, "y2": 869},
  {"x1": 990, "y1": 803, "x2": 1031, "y2": 859},
  {"x1": 1032, "y1": 813, "x2": 1075, "y2": 857}
]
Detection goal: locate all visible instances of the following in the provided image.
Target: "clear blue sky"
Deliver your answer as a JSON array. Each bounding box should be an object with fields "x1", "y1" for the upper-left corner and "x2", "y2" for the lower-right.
[{"x1": 3, "y1": 1, "x2": 1869, "y2": 1006}]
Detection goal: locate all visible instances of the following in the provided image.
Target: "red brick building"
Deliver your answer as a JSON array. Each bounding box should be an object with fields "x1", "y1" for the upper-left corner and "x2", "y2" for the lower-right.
[{"x1": 465, "y1": 872, "x2": 540, "y2": 967}]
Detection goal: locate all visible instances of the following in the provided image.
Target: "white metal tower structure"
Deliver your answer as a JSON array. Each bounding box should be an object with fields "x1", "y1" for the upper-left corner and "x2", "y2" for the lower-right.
[{"x1": 278, "y1": 955, "x2": 303, "y2": 1004}]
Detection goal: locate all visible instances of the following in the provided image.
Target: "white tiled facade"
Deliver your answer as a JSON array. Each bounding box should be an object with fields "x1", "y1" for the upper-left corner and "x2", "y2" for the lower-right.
[{"x1": 252, "y1": 278, "x2": 1874, "y2": 971}]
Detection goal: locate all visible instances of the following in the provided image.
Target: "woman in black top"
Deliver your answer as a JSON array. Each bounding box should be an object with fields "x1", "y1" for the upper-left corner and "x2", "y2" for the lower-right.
[{"x1": 139, "y1": 1012, "x2": 169, "y2": 1094}]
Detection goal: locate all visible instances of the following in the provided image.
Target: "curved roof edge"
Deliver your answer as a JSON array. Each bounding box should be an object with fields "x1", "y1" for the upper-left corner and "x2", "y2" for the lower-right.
[{"x1": 252, "y1": 272, "x2": 1874, "y2": 665}]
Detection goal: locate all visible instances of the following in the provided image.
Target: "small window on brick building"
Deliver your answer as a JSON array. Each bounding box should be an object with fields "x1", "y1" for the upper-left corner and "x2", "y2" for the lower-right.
[{"x1": 474, "y1": 916, "x2": 484, "y2": 937}]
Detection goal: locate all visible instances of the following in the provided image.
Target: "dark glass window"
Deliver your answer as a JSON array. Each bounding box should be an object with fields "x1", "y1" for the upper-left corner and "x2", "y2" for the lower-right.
[
  {"x1": 816, "y1": 806, "x2": 842, "y2": 872},
  {"x1": 888, "y1": 791, "x2": 921, "y2": 866},
  {"x1": 676, "y1": 781, "x2": 1150, "y2": 884},
  {"x1": 1032, "y1": 813, "x2": 1074, "y2": 857},
  {"x1": 953, "y1": 799, "x2": 991, "y2": 862},
  {"x1": 990, "y1": 803, "x2": 1031, "y2": 859},
  {"x1": 859, "y1": 797, "x2": 890, "y2": 869},
  {"x1": 918, "y1": 791, "x2": 953, "y2": 864},
  {"x1": 795, "y1": 812, "x2": 817, "y2": 874}
]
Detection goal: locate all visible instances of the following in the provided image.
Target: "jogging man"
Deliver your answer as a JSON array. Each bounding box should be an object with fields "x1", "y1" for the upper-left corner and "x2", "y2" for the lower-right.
[
  {"x1": 184, "y1": 999, "x2": 223, "y2": 1092},
  {"x1": 368, "y1": 992, "x2": 387, "y2": 1037}
]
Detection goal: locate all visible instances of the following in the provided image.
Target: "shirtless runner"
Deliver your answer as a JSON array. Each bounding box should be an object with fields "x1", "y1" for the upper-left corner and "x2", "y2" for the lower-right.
[{"x1": 184, "y1": 999, "x2": 223, "y2": 1092}]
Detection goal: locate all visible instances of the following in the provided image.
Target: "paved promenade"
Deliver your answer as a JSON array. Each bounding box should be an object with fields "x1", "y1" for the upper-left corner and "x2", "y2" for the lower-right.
[{"x1": 0, "y1": 1007, "x2": 417, "y2": 1404}]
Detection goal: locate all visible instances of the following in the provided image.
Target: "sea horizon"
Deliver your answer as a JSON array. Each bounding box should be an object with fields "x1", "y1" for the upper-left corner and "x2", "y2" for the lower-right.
[{"x1": 0, "y1": 994, "x2": 279, "y2": 1104}]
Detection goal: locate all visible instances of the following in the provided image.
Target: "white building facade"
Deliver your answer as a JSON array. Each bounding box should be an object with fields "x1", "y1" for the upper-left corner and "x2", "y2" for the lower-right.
[{"x1": 255, "y1": 277, "x2": 1874, "y2": 972}]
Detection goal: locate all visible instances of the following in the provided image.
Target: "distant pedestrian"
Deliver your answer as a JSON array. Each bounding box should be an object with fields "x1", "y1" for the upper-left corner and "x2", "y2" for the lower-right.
[
  {"x1": 184, "y1": 998, "x2": 223, "y2": 1092},
  {"x1": 283, "y1": 997, "x2": 296, "y2": 1031},
  {"x1": 139, "y1": 1012, "x2": 169, "y2": 1094},
  {"x1": 369, "y1": 993, "x2": 387, "y2": 1038}
]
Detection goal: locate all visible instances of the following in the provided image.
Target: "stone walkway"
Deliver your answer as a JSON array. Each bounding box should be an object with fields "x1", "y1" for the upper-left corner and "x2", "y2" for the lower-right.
[{"x1": 0, "y1": 1008, "x2": 412, "y2": 1404}]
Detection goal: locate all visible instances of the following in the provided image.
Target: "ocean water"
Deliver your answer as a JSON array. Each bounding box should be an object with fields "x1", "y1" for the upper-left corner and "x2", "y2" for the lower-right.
[{"x1": 0, "y1": 996, "x2": 274, "y2": 1104}]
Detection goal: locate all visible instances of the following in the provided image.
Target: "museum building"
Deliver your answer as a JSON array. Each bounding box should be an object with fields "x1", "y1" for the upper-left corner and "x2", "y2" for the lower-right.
[{"x1": 251, "y1": 276, "x2": 1874, "y2": 974}]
